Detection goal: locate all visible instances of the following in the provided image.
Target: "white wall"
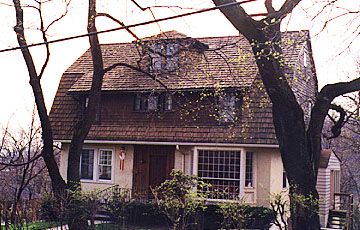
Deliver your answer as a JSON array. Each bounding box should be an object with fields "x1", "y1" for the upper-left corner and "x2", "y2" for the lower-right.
[{"x1": 59, "y1": 143, "x2": 134, "y2": 191}]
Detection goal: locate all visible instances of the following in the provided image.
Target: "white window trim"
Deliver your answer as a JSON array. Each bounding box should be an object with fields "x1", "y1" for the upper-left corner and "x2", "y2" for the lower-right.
[
  {"x1": 193, "y1": 146, "x2": 246, "y2": 198},
  {"x1": 80, "y1": 148, "x2": 115, "y2": 184}
]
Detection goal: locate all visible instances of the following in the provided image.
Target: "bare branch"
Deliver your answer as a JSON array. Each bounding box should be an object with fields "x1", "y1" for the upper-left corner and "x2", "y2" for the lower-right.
[
  {"x1": 103, "y1": 62, "x2": 168, "y2": 89},
  {"x1": 37, "y1": 1, "x2": 50, "y2": 79},
  {"x1": 96, "y1": 12, "x2": 139, "y2": 40},
  {"x1": 45, "y1": 0, "x2": 72, "y2": 32}
]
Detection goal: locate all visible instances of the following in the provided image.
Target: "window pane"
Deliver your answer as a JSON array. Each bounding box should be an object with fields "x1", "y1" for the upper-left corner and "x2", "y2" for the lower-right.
[
  {"x1": 99, "y1": 165, "x2": 112, "y2": 180},
  {"x1": 245, "y1": 152, "x2": 253, "y2": 187},
  {"x1": 98, "y1": 150, "x2": 112, "y2": 180},
  {"x1": 166, "y1": 43, "x2": 179, "y2": 71},
  {"x1": 134, "y1": 94, "x2": 141, "y2": 111},
  {"x1": 148, "y1": 95, "x2": 158, "y2": 111},
  {"x1": 218, "y1": 92, "x2": 237, "y2": 123},
  {"x1": 165, "y1": 94, "x2": 172, "y2": 111},
  {"x1": 150, "y1": 43, "x2": 162, "y2": 71},
  {"x1": 80, "y1": 149, "x2": 94, "y2": 180}
]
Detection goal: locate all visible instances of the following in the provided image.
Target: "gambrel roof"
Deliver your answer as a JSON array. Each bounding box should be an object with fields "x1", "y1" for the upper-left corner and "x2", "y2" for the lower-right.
[{"x1": 50, "y1": 30, "x2": 317, "y2": 144}]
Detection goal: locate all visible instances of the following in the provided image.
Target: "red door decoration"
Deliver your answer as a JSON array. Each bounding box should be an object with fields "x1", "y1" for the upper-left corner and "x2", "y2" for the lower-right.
[{"x1": 119, "y1": 148, "x2": 126, "y2": 171}]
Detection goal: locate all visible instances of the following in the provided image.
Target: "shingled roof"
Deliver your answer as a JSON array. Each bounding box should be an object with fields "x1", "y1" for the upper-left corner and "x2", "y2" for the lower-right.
[
  {"x1": 50, "y1": 30, "x2": 316, "y2": 144},
  {"x1": 67, "y1": 32, "x2": 257, "y2": 92}
]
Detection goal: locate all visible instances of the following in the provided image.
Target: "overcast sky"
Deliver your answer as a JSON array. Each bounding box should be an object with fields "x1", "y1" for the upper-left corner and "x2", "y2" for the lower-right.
[{"x1": 0, "y1": 0, "x2": 358, "y2": 130}]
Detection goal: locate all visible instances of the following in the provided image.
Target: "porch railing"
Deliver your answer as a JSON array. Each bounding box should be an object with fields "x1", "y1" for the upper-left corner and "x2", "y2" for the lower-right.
[{"x1": 327, "y1": 193, "x2": 354, "y2": 230}]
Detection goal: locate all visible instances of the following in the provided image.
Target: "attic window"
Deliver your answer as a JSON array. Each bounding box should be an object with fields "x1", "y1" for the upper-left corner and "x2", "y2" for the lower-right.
[
  {"x1": 150, "y1": 43, "x2": 162, "y2": 71},
  {"x1": 166, "y1": 43, "x2": 179, "y2": 71},
  {"x1": 149, "y1": 42, "x2": 179, "y2": 72}
]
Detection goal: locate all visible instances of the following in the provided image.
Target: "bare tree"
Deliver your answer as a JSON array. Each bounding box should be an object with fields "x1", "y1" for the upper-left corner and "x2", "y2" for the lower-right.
[
  {"x1": 11, "y1": 1, "x2": 142, "y2": 229},
  {"x1": 0, "y1": 113, "x2": 50, "y2": 227},
  {"x1": 211, "y1": 0, "x2": 360, "y2": 229}
]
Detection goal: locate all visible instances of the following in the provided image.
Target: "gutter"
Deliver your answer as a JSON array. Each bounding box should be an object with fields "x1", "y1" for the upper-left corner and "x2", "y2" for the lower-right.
[{"x1": 54, "y1": 139, "x2": 279, "y2": 148}]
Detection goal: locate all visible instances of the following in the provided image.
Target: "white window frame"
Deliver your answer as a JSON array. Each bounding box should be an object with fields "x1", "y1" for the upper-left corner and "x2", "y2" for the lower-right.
[
  {"x1": 193, "y1": 147, "x2": 246, "y2": 199},
  {"x1": 80, "y1": 148, "x2": 115, "y2": 183}
]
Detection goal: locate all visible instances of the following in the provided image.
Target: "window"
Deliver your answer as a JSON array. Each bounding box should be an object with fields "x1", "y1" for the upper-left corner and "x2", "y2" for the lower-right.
[
  {"x1": 134, "y1": 93, "x2": 173, "y2": 112},
  {"x1": 218, "y1": 92, "x2": 238, "y2": 123},
  {"x1": 134, "y1": 94, "x2": 148, "y2": 111},
  {"x1": 303, "y1": 50, "x2": 308, "y2": 68},
  {"x1": 80, "y1": 149, "x2": 94, "y2": 180},
  {"x1": 283, "y1": 170, "x2": 287, "y2": 189},
  {"x1": 149, "y1": 42, "x2": 179, "y2": 72},
  {"x1": 166, "y1": 43, "x2": 179, "y2": 71},
  {"x1": 80, "y1": 149, "x2": 113, "y2": 182},
  {"x1": 83, "y1": 96, "x2": 101, "y2": 123},
  {"x1": 98, "y1": 150, "x2": 112, "y2": 180},
  {"x1": 147, "y1": 94, "x2": 158, "y2": 111},
  {"x1": 164, "y1": 94, "x2": 173, "y2": 111},
  {"x1": 150, "y1": 43, "x2": 162, "y2": 71},
  {"x1": 197, "y1": 149, "x2": 241, "y2": 198},
  {"x1": 245, "y1": 152, "x2": 253, "y2": 187}
]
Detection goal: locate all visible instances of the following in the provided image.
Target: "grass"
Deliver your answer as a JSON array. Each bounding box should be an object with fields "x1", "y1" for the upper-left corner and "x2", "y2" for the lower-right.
[
  {"x1": 1, "y1": 221, "x2": 60, "y2": 230},
  {"x1": 95, "y1": 223, "x2": 168, "y2": 230}
]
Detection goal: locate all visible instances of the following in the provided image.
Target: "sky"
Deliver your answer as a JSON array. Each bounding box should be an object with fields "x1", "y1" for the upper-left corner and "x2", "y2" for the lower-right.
[{"x1": 0, "y1": 0, "x2": 359, "y2": 130}]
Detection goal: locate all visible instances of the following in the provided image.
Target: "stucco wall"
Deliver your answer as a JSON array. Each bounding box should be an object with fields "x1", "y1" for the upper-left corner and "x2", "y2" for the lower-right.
[
  {"x1": 59, "y1": 143, "x2": 287, "y2": 207},
  {"x1": 59, "y1": 143, "x2": 134, "y2": 192},
  {"x1": 246, "y1": 148, "x2": 284, "y2": 206}
]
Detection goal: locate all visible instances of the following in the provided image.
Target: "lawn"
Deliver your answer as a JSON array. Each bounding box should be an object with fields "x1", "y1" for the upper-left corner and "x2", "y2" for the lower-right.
[{"x1": 1, "y1": 221, "x2": 60, "y2": 230}]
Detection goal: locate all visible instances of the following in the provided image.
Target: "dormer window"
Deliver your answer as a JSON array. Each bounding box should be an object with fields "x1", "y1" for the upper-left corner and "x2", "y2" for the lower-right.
[
  {"x1": 303, "y1": 49, "x2": 308, "y2": 68},
  {"x1": 218, "y1": 92, "x2": 238, "y2": 123},
  {"x1": 149, "y1": 42, "x2": 179, "y2": 72},
  {"x1": 150, "y1": 43, "x2": 162, "y2": 71},
  {"x1": 147, "y1": 94, "x2": 158, "y2": 111},
  {"x1": 166, "y1": 43, "x2": 179, "y2": 71}
]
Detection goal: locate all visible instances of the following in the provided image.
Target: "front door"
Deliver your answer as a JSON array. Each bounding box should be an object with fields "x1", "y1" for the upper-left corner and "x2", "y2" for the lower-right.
[{"x1": 132, "y1": 145, "x2": 175, "y2": 199}]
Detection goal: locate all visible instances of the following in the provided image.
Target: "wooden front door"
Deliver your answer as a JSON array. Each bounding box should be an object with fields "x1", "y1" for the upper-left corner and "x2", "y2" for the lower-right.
[{"x1": 132, "y1": 145, "x2": 175, "y2": 198}]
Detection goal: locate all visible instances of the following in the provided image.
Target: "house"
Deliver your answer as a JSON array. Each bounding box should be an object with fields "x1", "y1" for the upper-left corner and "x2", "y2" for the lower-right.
[
  {"x1": 316, "y1": 149, "x2": 343, "y2": 227},
  {"x1": 49, "y1": 30, "x2": 340, "y2": 227}
]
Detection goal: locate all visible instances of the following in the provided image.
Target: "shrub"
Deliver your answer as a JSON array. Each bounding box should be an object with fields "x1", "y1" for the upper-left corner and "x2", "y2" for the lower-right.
[
  {"x1": 152, "y1": 170, "x2": 210, "y2": 230},
  {"x1": 105, "y1": 188, "x2": 133, "y2": 227},
  {"x1": 203, "y1": 204, "x2": 275, "y2": 230}
]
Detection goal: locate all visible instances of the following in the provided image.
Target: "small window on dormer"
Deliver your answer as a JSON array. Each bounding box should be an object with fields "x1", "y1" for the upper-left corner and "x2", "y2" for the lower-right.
[
  {"x1": 134, "y1": 93, "x2": 172, "y2": 112},
  {"x1": 148, "y1": 94, "x2": 158, "y2": 111},
  {"x1": 134, "y1": 94, "x2": 148, "y2": 111},
  {"x1": 150, "y1": 43, "x2": 162, "y2": 71},
  {"x1": 218, "y1": 92, "x2": 237, "y2": 123},
  {"x1": 166, "y1": 43, "x2": 179, "y2": 71},
  {"x1": 304, "y1": 50, "x2": 308, "y2": 68},
  {"x1": 85, "y1": 96, "x2": 89, "y2": 108},
  {"x1": 149, "y1": 42, "x2": 179, "y2": 72},
  {"x1": 164, "y1": 94, "x2": 173, "y2": 111}
]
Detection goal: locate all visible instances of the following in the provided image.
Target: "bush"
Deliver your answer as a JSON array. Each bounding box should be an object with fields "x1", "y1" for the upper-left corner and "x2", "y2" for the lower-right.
[
  {"x1": 40, "y1": 190, "x2": 101, "y2": 229},
  {"x1": 203, "y1": 204, "x2": 275, "y2": 230},
  {"x1": 152, "y1": 170, "x2": 210, "y2": 230}
]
